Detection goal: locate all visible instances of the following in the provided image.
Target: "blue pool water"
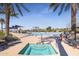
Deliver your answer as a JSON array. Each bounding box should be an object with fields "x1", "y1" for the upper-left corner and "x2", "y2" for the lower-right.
[
  {"x1": 19, "y1": 44, "x2": 57, "y2": 55},
  {"x1": 31, "y1": 32, "x2": 62, "y2": 37}
]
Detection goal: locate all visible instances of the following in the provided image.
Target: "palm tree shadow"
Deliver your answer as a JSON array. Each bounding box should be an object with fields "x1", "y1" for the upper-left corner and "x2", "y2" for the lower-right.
[
  {"x1": 0, "y1": 44, "x2": 8, "y2": 52},
  {"x1": 0, "y1": 41, "x2": 21, "y2": 52},
  {"x1": 55, "y1": 37, "x2": 68, "y2": 56}
]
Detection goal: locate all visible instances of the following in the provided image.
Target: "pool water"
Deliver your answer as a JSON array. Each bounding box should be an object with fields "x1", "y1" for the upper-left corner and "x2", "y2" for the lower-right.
[
  {"x1": 19, "y1": 44, "x2": 57, "y2": 55},
  {"x1": 31, "y1": 32, "x2": 62, "y2": 36}
]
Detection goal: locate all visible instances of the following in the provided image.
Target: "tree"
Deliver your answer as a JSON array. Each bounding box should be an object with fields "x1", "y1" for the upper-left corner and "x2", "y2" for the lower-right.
[
  {"x1": 46, "y1": 26, "x2": 52, "y2": 32},
  {"x1": 49, "y1": 3, "x2": 78, "y2": 41},
  {"x1": 0, "y1": 3, "x2": 30, "y2": 36},
  {"x1": 33, "y1": 26, "x2": 39, "y2": 32},
  {"x1": 0, "y1": 18, "x2": 5, "y2": 32}
]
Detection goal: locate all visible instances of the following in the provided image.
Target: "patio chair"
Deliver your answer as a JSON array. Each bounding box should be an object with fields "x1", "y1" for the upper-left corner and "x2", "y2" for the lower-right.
[{"x1": 64, "y1": 38, "x2": 78, "y2": 48}]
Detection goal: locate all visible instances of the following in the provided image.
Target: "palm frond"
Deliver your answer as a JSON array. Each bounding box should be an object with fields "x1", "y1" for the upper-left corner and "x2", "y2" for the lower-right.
[
  {"x1": 10, "y1": 13, "x2": 19, "y2": 18},
  {"x1": 15, "y1": 4, "x2": 23, "y2": 16},
  {"x1": 58, "y1": 3, "x2": 65, "y2": 15},
  {"x1": 20, "y1": 3, "x2": 30, "y2": 12},
  {"x1": 0, "y1": 3, "x2": 4, "y2": 7},
  {"x1": 49, "y1": 3, "x2": 60, "y2": 13},
  {"x1": 11, "y1": 4, "x2": 16, "y2": 15},
  {"x1": 53, "y1": 3, "x2": 60, "y2": 12},
  {"x1": 49, "y1": 3, "x2": 56, "y2": 9},
  {"x1": 0, "y1": 3, "x2": 4, "y2": 10},
  {"x1": 77, "y1": 3, "x2": 79, "y2": 10},
  {"x1": 0, "y1": 10, "x2": 5, "y2": 14},
  {"x1": 49, "y1": 3, "x2": 71, "y2": 16},
  {"x1": 64, "y1": 3, "x2": 71, "y2": 11}
]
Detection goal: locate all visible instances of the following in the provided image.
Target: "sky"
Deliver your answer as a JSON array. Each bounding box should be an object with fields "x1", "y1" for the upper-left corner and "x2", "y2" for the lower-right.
[{"x1": 1, "y1": 3, "x2": 79, "y2": 30}]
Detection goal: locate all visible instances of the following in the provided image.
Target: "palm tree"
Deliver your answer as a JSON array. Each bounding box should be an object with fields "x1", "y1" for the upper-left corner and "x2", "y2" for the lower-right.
[
  {"x1": 49, "y1": 3, "x2": 78, "y2": 41},
  {"x1": 0, "y1": 3, "x2": 30, "y2": 36},
  {"x1": 0, "y1": 18, "x2": 5, "y2": 32}
]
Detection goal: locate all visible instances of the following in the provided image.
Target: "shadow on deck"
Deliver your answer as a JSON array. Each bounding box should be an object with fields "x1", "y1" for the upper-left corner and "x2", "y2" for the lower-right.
[{"x1": 56, "y1": 38, "x2": 68, "y2": 56}]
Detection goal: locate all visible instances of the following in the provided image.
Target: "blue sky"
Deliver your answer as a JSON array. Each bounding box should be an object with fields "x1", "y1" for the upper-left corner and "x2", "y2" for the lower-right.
[{"x1": 1, "y1": 3, "x2": 79, "y2": 29}]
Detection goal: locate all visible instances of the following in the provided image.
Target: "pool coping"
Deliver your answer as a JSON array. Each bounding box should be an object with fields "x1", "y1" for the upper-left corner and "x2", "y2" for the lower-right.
[{"x1": 18, "y1": 43, "x2": 58, "y2": 55}]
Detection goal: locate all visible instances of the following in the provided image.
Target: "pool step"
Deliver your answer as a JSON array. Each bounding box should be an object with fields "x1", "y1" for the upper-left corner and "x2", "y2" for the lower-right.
[{"x1": 18, "y1": 43, "x2": 29, "y2": 54}]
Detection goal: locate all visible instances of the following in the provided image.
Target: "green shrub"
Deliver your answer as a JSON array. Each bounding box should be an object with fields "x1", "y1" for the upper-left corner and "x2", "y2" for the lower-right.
[{"x1": 0, "y1": 31, "x2": 5, "y2": 36}]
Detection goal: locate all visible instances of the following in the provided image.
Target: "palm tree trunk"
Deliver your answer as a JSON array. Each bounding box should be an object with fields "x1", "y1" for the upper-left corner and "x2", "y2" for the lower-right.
[
  {"x1": 5, "y1": 4, "x2": 10, "y2": 37},
  {"x1": 1, "y1": 22, "x2": 3, "y2": 32},
  {"x1": 71, "y1": 3, "x2": 77, "y2": 41}
]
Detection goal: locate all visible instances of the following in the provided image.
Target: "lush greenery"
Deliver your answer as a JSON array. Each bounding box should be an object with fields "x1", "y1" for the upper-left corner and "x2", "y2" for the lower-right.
[
  {"x1": 0, "y1": 31, "x2": 19, "y2": 41},
  {"x1": 0, "y1": 31, "x2": 5, "y2": 36},
  {"x1": 17, "y1": 27, "x2": 72, "y2": 33},
  {"x1": 46, "y1": 26, "x2": 52, "y2": 32}
]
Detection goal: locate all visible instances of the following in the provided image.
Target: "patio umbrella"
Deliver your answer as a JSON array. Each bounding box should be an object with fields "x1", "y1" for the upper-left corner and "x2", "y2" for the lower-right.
[
  {"x1": 12, "y1": 25, "x2": 23, "y2": 29},
  {"x1": 11, "y1": 25, "x2": 23, "y2": 32}
]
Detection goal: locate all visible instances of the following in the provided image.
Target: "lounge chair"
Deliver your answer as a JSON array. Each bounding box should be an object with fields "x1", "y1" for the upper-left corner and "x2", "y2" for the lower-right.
[{"x1": 63, "y1": 38, "x2": 79, "y2": 48}]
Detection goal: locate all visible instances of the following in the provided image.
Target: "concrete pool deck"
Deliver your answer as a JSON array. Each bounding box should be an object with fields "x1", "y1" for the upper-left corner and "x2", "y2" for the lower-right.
[
  {"x1": 0, "y1": 33, "x2": 59, "y2": 56},
  {"x1": 0, "y1": 33, "x2": 79, "y2": 56},
  {"x1": 61, "y1": 42, "x2": 79, "y2": 56}
]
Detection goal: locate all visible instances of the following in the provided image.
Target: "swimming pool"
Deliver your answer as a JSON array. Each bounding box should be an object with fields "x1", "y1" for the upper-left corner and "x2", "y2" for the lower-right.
[
  {"x1": 31, "y1": 32, "x2": 62, "y2": 36},
  {"x1": 19, "y1": 43, "x2": 57, "y2": 55}
]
